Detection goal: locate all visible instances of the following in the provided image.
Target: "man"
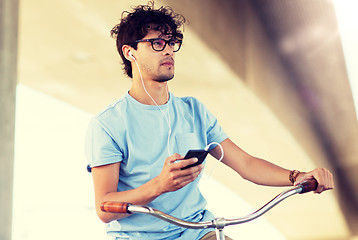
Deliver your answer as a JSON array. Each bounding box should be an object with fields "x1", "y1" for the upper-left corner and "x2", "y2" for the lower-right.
[{"x1": 85, "y1": 2, "x2": 334, "y2": 240}]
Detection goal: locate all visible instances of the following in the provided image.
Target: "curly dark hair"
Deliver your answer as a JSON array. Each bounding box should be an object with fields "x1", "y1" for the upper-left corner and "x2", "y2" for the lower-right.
[{"x1": 110, "y1": 1, "x2": 186, "y2": 78}]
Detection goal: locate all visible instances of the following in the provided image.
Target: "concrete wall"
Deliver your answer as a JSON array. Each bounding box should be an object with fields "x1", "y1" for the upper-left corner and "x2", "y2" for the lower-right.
[{"x1": 0, "y1": 0, "x2": 19, "y2": 239}]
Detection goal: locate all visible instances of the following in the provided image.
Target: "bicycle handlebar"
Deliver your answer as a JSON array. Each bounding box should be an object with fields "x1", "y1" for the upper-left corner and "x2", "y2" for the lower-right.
[
  {"x1": 101, "y1": 201, "x2": 130, "y2": 214},
  {"x1": 299, "y1": 178, "x2": 318, "y2": 193},
  {"x1": 101, "y1": 179, "x2": 318, "y2": 230}
]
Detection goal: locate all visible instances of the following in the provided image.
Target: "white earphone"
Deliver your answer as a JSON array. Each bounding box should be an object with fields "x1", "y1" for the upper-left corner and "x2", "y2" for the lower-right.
[{"x1": 128, "y1": 51, "x2": 135, "y2": 60}]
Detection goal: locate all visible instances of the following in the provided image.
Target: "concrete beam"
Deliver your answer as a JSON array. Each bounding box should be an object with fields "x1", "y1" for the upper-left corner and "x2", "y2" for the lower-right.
[{"x1": 0, "y1": 0, "x2": 19, "y2": 239}]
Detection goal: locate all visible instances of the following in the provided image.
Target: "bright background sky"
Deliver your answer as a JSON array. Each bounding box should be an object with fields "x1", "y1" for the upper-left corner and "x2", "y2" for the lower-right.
[{"x1": 334, "y1": 0, "x2": 358, "y2": 118}]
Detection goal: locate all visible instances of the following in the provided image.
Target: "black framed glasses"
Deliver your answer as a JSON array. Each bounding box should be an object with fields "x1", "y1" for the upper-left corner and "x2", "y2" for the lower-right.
[{"x1": 134, "y1": 38, "x2": 182, "y2": 52}]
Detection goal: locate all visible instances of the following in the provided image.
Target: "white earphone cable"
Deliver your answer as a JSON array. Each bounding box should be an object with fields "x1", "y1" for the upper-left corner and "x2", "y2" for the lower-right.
[
  {"x1": 202, "y1": 142, "x2": 224, "y2": 180},
  {"x1": 133, "y1": 58, "x2": 172, "y2": 156}
]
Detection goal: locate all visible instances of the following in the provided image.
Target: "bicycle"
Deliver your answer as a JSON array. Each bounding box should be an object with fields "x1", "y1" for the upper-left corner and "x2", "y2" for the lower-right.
[{"x1": 101, "y1": 179, "x2": 318, "y2": 240}]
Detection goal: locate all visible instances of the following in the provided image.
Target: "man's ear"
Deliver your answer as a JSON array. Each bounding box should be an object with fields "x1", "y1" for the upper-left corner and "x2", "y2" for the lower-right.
[{"x1": 122, "y1": 45, "x2": 135, "y2": 61}]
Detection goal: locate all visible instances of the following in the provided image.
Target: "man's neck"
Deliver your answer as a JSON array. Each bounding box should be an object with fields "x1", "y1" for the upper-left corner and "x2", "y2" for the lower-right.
[{"x1": 129, "y1": 77, "x2": 169, "y2": 106}]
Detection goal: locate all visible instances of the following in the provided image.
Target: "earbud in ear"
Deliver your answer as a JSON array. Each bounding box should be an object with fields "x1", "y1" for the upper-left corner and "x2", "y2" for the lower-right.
[{"x1": 128, "y1": 51, "x2": 135, "y2": 60}]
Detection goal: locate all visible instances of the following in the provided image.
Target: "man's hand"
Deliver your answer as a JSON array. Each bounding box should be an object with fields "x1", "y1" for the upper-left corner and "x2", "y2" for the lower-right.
[
  {"x1": 294, "y1": 168, "x2": 334, "y2": 193},
  {"x1": 155, "y1": 153, "x2": 204, "y2": 194}
]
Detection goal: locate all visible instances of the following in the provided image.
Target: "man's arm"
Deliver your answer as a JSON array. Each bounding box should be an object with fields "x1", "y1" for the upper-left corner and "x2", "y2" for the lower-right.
[
  {"x1": 209, "y1": 138, "x2": 334, "y2": 191},
  {"x1": 91, "y1": 153, "x2": 203, "y2": 223}
]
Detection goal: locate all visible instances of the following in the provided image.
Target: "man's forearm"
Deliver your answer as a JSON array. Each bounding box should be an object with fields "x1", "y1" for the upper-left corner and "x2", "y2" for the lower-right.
[
  {"x1": 96, "y1": 176, "x2": 162, "y2": 223},
  {"x1": 240, "y1": 156, "x2": 292, "y2": 186},
  {"x1": 215, "y1": 138, "x2": 292, "y2": 186}
]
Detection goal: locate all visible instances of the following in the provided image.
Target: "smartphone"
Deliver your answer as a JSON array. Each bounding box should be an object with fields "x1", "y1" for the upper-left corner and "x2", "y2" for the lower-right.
[{"x1": 181, "y1": 149, "x2": 209, "y2": 170}]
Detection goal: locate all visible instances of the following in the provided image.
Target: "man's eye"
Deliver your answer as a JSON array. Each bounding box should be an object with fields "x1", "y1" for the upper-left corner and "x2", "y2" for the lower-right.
[{"x1": 153, "y1": 40, "x2": 164, "y2": 46}]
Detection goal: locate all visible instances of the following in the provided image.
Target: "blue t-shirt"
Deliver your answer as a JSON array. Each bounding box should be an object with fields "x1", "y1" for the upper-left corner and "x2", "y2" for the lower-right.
[{"x1": 85, "y1": 92, "x2": 228, "y2": 240}]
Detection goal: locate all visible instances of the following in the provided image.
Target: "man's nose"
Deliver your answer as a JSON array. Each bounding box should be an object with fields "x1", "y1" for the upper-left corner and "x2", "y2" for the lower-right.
[{"x1": 162, "y1": 44, "x2": 174, "y2": 56}]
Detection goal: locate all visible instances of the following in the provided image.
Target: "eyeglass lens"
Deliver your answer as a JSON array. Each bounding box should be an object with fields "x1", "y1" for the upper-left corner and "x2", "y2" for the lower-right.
[{"x1": 152, "y1": 39, "x2": 180, "y2": 52}]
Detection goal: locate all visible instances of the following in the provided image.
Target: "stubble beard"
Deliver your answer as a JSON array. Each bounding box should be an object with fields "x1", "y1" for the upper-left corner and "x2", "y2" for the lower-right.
[
  {"x1": 154, "y1": 67, "x2": 175, "y2": 82},
  {"x1": 154, "y1": 73, "x2": 174, "y2": 82}
]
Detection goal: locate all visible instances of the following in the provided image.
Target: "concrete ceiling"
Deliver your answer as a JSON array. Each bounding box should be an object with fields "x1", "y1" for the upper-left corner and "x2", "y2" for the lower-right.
[
  {"x1": 17, "y1": 0, "x2": 357, "y2": 239},
  {"x1": 251, "y1": 1, "x2": 358, "y2": 234}
]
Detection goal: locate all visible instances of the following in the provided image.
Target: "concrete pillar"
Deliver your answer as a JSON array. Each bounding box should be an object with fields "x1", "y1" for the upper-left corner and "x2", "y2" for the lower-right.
[{"x1": 0, "y1": 0, "x2": 19, "y2": 239}]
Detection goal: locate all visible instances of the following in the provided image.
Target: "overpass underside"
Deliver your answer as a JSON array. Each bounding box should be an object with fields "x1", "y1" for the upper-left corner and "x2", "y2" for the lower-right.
[{"x1": 10, "y1": 0, "x2": 358, "y2": 239}]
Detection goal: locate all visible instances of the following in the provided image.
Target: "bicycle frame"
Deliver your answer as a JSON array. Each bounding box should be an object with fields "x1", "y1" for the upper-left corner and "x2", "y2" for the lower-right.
[{"x1": 101, "y1": 180, "x2": 318, "y2": 240}]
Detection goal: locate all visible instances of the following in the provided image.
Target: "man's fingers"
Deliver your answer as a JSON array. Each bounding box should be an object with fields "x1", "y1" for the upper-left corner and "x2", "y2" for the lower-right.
[
  {"x1": 169, "y1": 157, "x2": 198, "y2": 170},
  {"x1": 173, "y1": 169, "x2": 203, "y2": 189},
  {"x1": 311, "y1": 168, "x2": 334, "y2": 193},
  {"x1": 294, "y1": 168, "x2": 334, "y2": 194},
  {"x1": 181, "y1": 157, "x2": 198, "y2": 168}
]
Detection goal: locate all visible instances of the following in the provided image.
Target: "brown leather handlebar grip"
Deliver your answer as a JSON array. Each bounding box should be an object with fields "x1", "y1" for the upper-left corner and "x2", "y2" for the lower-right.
[
  {"x1": 298, "y1": 179, "x2": 318, "y2": 194},
  {"x1": 100, "y1": 202, "x2": 131, "y2": 213}
]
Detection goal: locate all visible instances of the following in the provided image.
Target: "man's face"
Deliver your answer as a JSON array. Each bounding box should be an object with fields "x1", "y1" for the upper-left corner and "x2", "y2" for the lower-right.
[{"x1": 135, "y1": 30, "x2": 176, "y2": 82}]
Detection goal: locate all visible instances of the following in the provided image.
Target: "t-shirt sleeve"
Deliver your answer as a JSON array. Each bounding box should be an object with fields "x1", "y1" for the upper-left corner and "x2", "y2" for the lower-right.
[
  {"x1": 195, "y1": 99, "x2": 228, "y2": 148},
  {"x1": 85, "y1": 118, "x2": 124, "y2": 167}
]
